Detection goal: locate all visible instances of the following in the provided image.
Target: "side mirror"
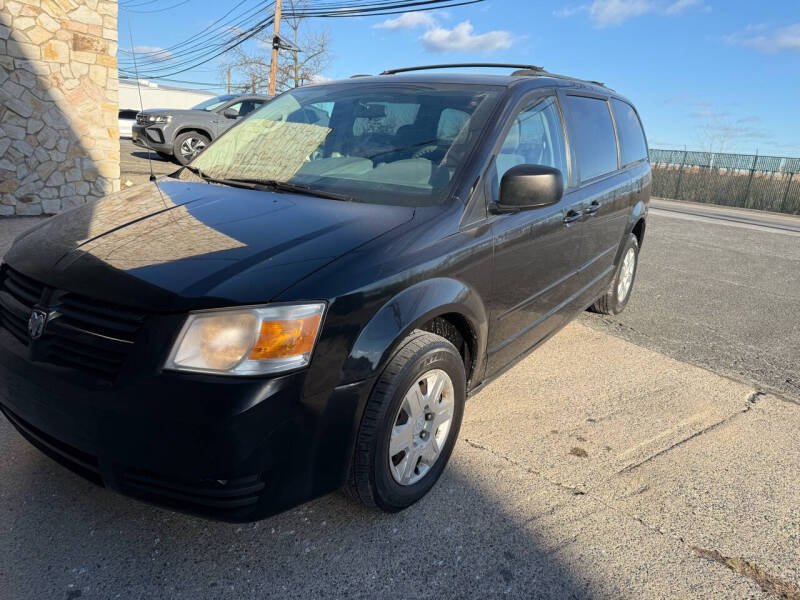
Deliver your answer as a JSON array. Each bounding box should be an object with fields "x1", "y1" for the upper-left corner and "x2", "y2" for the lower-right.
[
  {"x1": 493, "y1": 164, "x2": 564, "y2": 213},
  {"x1": 223, "y1": 108, "x2": 239, "y2": 119}
]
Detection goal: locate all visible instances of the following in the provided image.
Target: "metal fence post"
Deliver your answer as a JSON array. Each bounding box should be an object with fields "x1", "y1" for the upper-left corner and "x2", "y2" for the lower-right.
[
  {"x1": 674, "y1": 150, "x2": 688, "y2": 200},
  {"x1": 743, "y1": 153, "x2": 758, "y2": 208}
]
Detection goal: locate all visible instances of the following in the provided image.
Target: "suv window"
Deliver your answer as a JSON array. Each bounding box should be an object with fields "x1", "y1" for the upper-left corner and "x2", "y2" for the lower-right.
[
  {"x1": 224, "y1": 100, "x2": 264, "y2": 117},
  {"x1": 490, "y1": 96, "x2": 568, "y2": 201},
  {"x1": 611, "y1": 99, "x2": 647, "y2": 166},
  {"x1": 565, "y1": 95, "x2": 618, "y2": 181}
]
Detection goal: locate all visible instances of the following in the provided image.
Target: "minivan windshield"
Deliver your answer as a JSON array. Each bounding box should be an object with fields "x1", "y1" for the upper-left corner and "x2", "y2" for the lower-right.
[
  {"x1": 192, "y1": 95, "x2": 237, "y2": 111},
  {"x1": 188, "y1": 82, "x2": 503, "y2": 206}
]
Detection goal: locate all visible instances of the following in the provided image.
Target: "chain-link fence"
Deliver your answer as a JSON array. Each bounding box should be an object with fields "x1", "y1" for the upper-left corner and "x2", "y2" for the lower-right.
[{"x1": 650, "y1": 149, "x2": 800, "y2": 215}]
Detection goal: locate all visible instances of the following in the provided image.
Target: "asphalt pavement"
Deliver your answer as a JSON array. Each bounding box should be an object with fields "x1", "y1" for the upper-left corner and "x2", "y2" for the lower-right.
[
  {"x1": 1, "y1": 181, "x2": 799, "y2": 599},
  {"x1": 581, "y1": 198, "x2": 800, "y2": 401},
  {"x1": 119, "y1": 138, "x2": 178, "y2": 186}
]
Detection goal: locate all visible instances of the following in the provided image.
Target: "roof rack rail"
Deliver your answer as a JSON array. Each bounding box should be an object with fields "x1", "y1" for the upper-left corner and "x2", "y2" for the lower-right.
[
  {"x1": 380, "y1": 63, "x2": 545, "y2": 75},
  {"x1": 511, "y1": 69, "x2": 607, "y2": 88},
  {"x1": 379, "y1": 63, "x2": 609, "y2": 89}
]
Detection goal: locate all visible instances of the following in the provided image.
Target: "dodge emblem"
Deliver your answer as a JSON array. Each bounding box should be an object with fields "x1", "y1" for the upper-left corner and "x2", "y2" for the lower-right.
[{"x1": 28, "y1": 309, "x2": 48, "y2": 340}]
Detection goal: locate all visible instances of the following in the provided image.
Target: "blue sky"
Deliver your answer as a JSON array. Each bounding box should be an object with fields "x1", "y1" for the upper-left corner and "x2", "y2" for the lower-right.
[{"x1": 120, "y1": 0, "x2": 800, "y2": 156}]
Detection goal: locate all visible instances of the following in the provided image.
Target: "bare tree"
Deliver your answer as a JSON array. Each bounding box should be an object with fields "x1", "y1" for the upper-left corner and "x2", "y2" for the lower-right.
[{"x1": 220, "y1": 0, "x2": 331, "y2": 95}]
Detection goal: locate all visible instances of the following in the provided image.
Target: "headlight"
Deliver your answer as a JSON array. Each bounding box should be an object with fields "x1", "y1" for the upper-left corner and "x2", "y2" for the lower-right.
[
  {"x1": 147, "y1": 114, "x2": 170, "y2": 124},
  {"x1": 164, "y1": 303, "x2": 325, "y2": 376}
]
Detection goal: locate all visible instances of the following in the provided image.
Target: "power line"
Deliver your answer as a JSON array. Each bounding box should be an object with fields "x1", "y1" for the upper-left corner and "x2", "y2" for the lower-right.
[{"x1": 122, "y1": 0, "x2": 485, "y2": 82}]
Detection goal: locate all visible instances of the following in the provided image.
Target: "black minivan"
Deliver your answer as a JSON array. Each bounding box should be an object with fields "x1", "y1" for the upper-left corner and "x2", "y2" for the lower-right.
[{"x1": 0, "y1": 64, "x2": 650, "y2": 521}]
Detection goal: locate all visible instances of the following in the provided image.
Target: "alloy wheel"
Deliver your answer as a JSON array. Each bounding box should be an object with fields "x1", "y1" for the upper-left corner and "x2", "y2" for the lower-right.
[{"x1": 180, "y1": 137, "x2": 207, "y2": 161}]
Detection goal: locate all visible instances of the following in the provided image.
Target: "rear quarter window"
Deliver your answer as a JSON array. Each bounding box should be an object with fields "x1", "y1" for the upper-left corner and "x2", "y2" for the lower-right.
[
  {"x1": 565, "y1": 95, "x2": 618, "y2": 182},
  {"x1": 611, "y1": 99, "x2": 648, "y2": 166}
]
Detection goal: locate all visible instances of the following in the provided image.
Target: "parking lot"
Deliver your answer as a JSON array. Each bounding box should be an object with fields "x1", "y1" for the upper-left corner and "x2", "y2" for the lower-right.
[{"x1": 1, "y1": 150, "x2": 799, "y2": 598}]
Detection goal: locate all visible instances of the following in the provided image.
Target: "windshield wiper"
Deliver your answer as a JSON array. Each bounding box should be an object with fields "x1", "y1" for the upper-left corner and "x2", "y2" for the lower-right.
[
  {"x1": 183, "y1": 167, "x2": 261, "y2": 190},
  {"x1": 182, "y1": 170, "x2": 353, "y2": 201},
  {"x1": 226, "y1": 178, "x2": 354, "y2": 202}
]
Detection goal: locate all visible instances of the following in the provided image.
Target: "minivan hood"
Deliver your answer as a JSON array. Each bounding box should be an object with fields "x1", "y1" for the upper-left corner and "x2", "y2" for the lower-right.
[{"x1": 5, "y1": 179, "x2": 414, "y2": 310}]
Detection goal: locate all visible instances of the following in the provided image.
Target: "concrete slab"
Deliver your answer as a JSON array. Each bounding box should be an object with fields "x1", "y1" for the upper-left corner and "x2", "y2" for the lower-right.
[{"x1": 464, "y1": 323, "x2": 757, "y2": 492}]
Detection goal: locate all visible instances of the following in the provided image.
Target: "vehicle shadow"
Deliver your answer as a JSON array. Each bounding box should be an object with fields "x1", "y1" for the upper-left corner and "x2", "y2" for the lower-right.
[
  {"x1": 131, "y1": 150, "x2": 173, "y2": 163},
  {"x1": 1, "y1": 417, "x2": 589, "y2": 600}
]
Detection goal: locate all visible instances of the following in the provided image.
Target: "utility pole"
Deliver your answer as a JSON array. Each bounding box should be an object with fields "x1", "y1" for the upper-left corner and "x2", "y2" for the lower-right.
[
  {"x1": 268, "y1": 0, "x2": 282, "y2": 96},
  {"x1": 227, "y1": 67, "x2": 231, "y2": 94}
]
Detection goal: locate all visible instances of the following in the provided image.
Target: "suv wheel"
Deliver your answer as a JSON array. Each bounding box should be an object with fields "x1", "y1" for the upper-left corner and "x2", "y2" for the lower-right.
[
  {"x1": 346, "y1": 331, "x2": 465, "y2": 512},
  {"x1": 591, "y1": 233, "x2": 639, "y2": 315},
  {"x1": 173, "y1": 131, "x2": 210, "y2": 165}
]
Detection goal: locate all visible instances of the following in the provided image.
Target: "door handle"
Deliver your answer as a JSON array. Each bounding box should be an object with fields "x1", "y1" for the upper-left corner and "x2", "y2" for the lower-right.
[
  {"x1": 584, "y1": 201, "x2": 600, "y2": 216},
  {"x1": 563, "y1": 210, "x2": 582, "y2": 224}
]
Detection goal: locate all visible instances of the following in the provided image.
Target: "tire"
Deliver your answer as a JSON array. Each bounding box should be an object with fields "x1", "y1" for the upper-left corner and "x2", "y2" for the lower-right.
[
  {"x1": 590, "y1": 233, "x2": 639, "y2": 315},
  {"x1": 346, "y1": 330, "x2": 466, "y2": 512},
  {"x1": 173, "y1": 131, "x2": 210, "y2": 166}
]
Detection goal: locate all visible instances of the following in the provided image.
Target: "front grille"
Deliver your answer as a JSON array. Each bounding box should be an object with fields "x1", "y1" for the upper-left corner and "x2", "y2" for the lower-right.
[
  {"x1": 47, "y1": 292, "x2": 146, "y2": 379},
  {"x1": 121, "y1": 468, "x2": 266, "y2": 514},
  {"x1": 0, "y1": 404, "x2": 103, "y2": 486},
  {"x1": 0, "y1": 266, "x2": 147, "y2": 381},
  {"x1": 0, "y1": 267, "x2": 45, "y2": 345}
]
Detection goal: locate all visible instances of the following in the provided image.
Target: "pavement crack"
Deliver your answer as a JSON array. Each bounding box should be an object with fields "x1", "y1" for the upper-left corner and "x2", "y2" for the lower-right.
[
  {"x1": 615, "y1": 396, "x2": 757, "y2": 475},
  {"x1": 692, "y1": 546, "x2": 800, "y2": 600},
  {"x1": 462, "y1": 438, "x2": 586, "y2": 496}
]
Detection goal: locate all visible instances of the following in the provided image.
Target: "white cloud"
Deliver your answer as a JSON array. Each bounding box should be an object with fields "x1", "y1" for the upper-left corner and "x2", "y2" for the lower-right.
[
  {"x1": 725, "y1": 23, "x2": 800, "y2": 53},
  {"x1": 420, "y1": 21, "x2": 513, "y2": 53},
  {"x1": 128, "y1": 45, "x2": 174, "y2": 59},
  {"x1": 663, "y1": 0, "x2": 702, "y2": 16},
  {"x1": 374, "y1": 11, "x2": 436, "y2": 30},
  {"x1": 553, "y1": 5, "x2": 589, "y2": 17},
  {"x1": 590, "y1": 0, "x2": 652, "y2": 26},
  {"x1": 309, "y1": 74, "x2": 333, "y2": 84},
  {"x1": 557, "y1": 0, "x2": 705, "y2": 27}
]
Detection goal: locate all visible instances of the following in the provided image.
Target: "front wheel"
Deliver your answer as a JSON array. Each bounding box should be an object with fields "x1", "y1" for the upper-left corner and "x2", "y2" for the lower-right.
[
  {"x1": 590, "y1": 233, "x2": 639, "y2": 315},
  {"x1": 346, "y1": 331, "x2": 466, "y2": 512},
  {"x1": 173, "y1": 131, "x2": 210, "y2": 165}
]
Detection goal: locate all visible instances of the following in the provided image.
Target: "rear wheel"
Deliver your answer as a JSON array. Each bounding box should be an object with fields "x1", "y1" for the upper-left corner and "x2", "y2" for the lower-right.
[
  {"x1": 346, "y1": 331, "x2": 465, "y2": 512},
  {"x1": 173, "y1": 131, "x2": 210, "y2": 165},
  {"x1": 590, "y1": 234, "x2": 639, "y2": 315}
]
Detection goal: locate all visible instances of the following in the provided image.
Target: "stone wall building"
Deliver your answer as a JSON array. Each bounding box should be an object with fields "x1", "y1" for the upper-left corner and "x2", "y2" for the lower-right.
[{"x1": 0, "y1": 0, "x2": 119, "y2": 216}]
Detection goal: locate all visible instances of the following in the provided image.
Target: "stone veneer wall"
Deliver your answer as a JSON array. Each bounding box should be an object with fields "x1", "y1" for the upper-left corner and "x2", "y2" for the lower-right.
[{"x1": 0, "y1": 0, "x2": 119, "y2": 216}]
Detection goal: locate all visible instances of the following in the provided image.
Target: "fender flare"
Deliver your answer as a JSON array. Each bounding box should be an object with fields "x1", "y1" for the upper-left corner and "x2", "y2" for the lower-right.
[{"x1": 341, "y1": 277, "x2": 488, "y2": 385}]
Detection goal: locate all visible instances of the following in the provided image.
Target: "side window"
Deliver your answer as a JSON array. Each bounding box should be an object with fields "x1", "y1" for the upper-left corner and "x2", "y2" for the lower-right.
[
  {"x1": 240, "y1": 100, "x2": 264, "y2": 116},
  {"x1": 353, "y1": 102, "x2": 420, "y2": 136},
  {"x1": 490, "y1": 96, "x2": 568, "y2": 202},
  {"x1": 565, "y1": 95, "x2": 618, "y2": 181},
  {"x1": 224, "y1": 102, "x2": 244, "y2": 116},
  {"x1": 611, "y1": 99, "x2": 648, "y2": 166}
]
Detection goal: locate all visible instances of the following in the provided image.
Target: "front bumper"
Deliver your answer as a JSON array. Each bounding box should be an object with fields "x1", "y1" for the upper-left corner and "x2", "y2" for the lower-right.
[
  {"x1": 0, "y1": 328, "x2": 373, "y2": 521},
  {"x1": 131, "y1": 124, "x2": 172, "y2": 154}
]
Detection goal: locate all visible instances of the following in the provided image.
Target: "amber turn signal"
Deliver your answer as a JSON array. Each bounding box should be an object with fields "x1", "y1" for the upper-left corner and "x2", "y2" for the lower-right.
[{"x1": 249, "y1": 314, "x2": 323, "y2": 360}]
